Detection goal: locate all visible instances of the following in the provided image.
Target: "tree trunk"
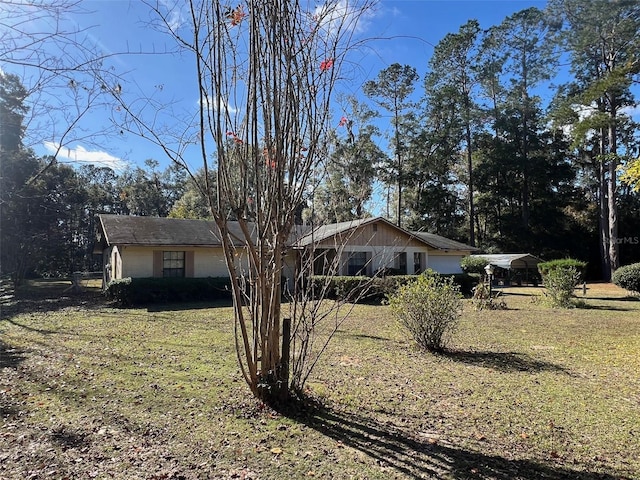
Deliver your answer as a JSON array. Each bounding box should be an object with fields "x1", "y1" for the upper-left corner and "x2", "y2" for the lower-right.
[
  {"x1": 395, "y1": 102, "x2": 403, "y2": 228},
  {"x1": 607, "y1": 121, "x2": 619, "y2": 278},
  {"x1": 520, "y1": 54, "x2": 530, "y2": 229},
  {"x1": 598, "y1": 154, "x2": 611, "y2": 280},
  {"x1": 466, "y1": 123, "x2": 475, "y2": 247}
]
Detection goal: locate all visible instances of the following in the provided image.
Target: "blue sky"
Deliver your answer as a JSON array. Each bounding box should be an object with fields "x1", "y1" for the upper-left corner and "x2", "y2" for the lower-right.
[{"x1": 25, "y1": 0, "x2": 550, "y2": 171}]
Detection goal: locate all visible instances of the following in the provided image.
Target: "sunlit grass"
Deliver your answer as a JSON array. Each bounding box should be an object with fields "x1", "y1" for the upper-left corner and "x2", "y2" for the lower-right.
[{"x1": 1, "y1": 281, "x2": 639, "y2": 479}]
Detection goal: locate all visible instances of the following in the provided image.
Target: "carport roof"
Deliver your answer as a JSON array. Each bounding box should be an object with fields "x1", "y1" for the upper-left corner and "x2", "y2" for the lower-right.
[{"x1": 470, "y1": 253, "x2": 542, "y2": 270}]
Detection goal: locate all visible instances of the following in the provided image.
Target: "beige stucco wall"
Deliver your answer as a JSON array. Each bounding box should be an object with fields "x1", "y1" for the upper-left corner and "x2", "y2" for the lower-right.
[
  {"x1": 119, "y1": 246, "x2": 153, "y2": 278},
  {"x1": 109, "y1": 246, "x2": 230, "y2": 279},
  {"x1": 110, "y1": 245, "x2": 298, "y2": 280},
  {"x1": 191, "y1": 247, "x2": 230, "y2": 277},
  {"x1": 108, "y1": 244, "x2": 468, "y2": 280}
]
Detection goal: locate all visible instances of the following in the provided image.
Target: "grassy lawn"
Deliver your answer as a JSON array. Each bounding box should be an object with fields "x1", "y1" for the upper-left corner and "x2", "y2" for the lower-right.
[{"x1": 1, "y1": 280, "x2": 639, "y2": 479}]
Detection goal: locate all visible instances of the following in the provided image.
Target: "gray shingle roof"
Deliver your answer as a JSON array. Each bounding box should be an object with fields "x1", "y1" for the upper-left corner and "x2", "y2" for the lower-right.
[
  {"x1": 411, "y1": 231, "x2": 479, "y2": 252},
  {"x1": 97, "y1": 214, "x2": 310, "y2": 248},
  {"x1": 97, "y1": 214, "x2": 477, "y2": 253},
  {"x1": 294, "y1": 217, "x2": 371, "y2": 246},
  {"x1": 98, "y1": 215, "x2": 223, "y2": 246}
]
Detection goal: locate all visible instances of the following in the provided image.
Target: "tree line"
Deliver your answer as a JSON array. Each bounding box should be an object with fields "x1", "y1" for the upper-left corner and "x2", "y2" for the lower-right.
[
  {"x1": 313, "y1": 1, "x2": 640, "y2": 280},
  {"x1": 0, "y1": 72, "x2": 189, "y2": 283}
]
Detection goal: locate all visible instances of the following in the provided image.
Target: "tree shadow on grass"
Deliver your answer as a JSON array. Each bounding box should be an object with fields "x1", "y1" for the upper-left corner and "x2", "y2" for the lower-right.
[
  {"x1": 587, "y1": 295, "x2": 639, "y2": 302},
  {"x1": 2, "y1": 317, "x2": 59, "y2": 335},
  {"x1": 576, "y1": 304, "x2": 634, "y2": 312},
  {"x1": 1, "y1": 280, "x2": 107, "y2": 319},
  {"x1": 50, "y1": 425, "x2": 90, "y2": 450},
  {"x1": 0, "y1": 339, "x2": 25, "y2": 369},
  {"x1": 438, "y1": 349, "x2": 571, "y2": 374},
  {"x1": 288, "y1": 403, "x2": 624, "y2": 480},
  {"x1": 341, "y1": 332, "x2": 391, "y2": 342},
  {"x1": 145, "y1": 299, "x2": 232, "y2": 313}
]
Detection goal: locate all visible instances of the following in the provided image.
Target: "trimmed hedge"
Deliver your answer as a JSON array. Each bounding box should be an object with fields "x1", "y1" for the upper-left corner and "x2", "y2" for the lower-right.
[
  {"x1": 307, "y1": 275, "x2": 414, "y2": 302},
  {"x1": 612, "y1": 263, "x2": 640, "y2": 294},
  {"x1": 105, "y1": 277, "x2": 233, "y2": 306},
  {"x1": 538, "y1": 258, "x2": 587, "y2": 280},
  {"x1": 106, "y1": 273, "x2": 481, "y2": 307},
  {"x1": 308, "y1": 273, "x2": 478, "y2": 302},
  {"x1": 460, "y1": 256, "x2": 489, "y2": 275}
]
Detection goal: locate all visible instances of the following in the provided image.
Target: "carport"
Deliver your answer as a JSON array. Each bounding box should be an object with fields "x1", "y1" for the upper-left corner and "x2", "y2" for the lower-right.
[{"x1": 470, "y1": 253, "x2": 543, "y2": 286}]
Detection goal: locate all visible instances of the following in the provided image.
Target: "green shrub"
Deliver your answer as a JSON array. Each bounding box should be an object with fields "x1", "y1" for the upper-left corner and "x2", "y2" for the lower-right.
[
  {"x1": 537, "y1": 258, "x2": 586, "y2": 308},
  {"x1": 538, "y1": 258, "x2": 587, "y2": 280},
  {"x1": 307, "y1": 273, "x2": 478, "y2": 303},
  {"x1": 105, "y1": 277, "x2": 233, "y2": 306},
  {"x1": 543, "y1": 266, "x2": 581, "y2": 308},
  {"x1": 104, "y1": 278, "x2": 133, "y2": 305},
  {"x1": 612, "y1": 263, "x2": 640, "y2": 294},
  {"x1": 307, "y1": 276, "x2": 367, "y2": 301},
  {"x1": 388, "y1": 274, "x2": 463, "y2": 352},
  {"x1": 460, "y1": 256, "x2": 489, "y2": 275}
]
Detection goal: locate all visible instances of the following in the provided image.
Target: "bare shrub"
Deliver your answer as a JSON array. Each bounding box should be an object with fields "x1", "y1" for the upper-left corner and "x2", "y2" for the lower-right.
[{"x1": 471, "y1": 282, "x2": 507, "y2": 310}]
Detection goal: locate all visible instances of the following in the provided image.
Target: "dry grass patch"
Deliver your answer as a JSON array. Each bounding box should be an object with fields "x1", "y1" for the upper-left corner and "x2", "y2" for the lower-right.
[{"x1": 1, "y1": 280, "x2": 638, "y2": 479}]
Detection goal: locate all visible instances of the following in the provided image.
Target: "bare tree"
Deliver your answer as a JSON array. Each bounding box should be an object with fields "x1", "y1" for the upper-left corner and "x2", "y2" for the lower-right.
[
  {"x1": 111, "y1": 0, "x2": 376, "y2": 404},
  {"x1": 1, "y1": 0, "x2": 123, "y2": 178}
]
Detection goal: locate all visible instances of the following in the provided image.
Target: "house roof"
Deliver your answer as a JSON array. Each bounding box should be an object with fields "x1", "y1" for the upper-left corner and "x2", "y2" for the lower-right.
[
  {"x1": 294, "y1": 217, "x2": 372, "y2": 246},
  {"x1": 97, "y1": 215, "x2": 223, "y2": 247},
  {"x1": 295, "y1": 217, "x2": 477, "y2": 252},
  {"x1": 411, "y1": 231, "x2": 479, "y2": 252},
  {"x1": 470, "y1": 253, "x2": 542, "y2": 270},
  {"x1": 96, "y1": 214, "x2": 310, "y2": 249},
  {"x1": 96, "y1": 214, "x2": 477, "y2": 253}
]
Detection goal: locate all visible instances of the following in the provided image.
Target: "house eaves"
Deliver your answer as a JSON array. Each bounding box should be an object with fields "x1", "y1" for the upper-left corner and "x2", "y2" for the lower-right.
[{"x1": 411, "y1": 231, "x2": 479, "y2": 252}]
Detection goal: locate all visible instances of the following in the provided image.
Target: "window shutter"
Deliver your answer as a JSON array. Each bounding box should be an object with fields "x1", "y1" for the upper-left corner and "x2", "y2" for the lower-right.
[
  {"x1": 185, "y1": 251, "x2": 195, "y2": 277},
  {"x1": 153, "y1": 251, "x2": 162, "y2": 277}
]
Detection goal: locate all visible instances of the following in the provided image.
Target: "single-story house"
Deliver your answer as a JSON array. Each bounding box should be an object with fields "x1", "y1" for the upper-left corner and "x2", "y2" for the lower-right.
[
  {"x1": 470, "y1": 253, "x2": 543, "y2": 286},
  {"x1": 95, "y1": 214, "x2": 478, "y2": 286}
]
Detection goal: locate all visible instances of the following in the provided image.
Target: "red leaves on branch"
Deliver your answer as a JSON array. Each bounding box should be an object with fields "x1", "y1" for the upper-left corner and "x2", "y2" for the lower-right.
[
  {"x1": 226, "y1": 131, "x2": 243, "y2": 144},
  {"x1": 226, "y1": 5, "x2": 246, "y2": 26},
  {"x1": 263, "y1": 146, "x2": 276, "y2": 169},
  {"x1": 320, "y1": 58, "x2": 334, "y2": 72}
]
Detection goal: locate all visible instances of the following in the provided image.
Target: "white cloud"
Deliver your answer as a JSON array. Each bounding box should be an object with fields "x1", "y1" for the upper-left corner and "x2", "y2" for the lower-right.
[
  {"x1": 315, "y1": 0, "x2": 377, "y2": 38},
  {"x1": 621, "y1": 104, "x2": 640, "y2": 119},
  {"x1": 555, "y1": 104, "x2": 598, "y2": 139},
  {"x1": 159, "y1": 0, "x2": 186, "y2": 32},
  {"x1": 199, "y1": 96, "x2": 239, "y2": 115},
  {"x1": 44, "y1": 141, "x2": 127, "y2": 171}
]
